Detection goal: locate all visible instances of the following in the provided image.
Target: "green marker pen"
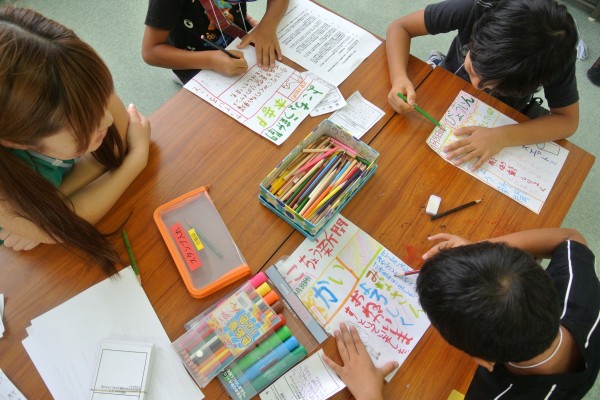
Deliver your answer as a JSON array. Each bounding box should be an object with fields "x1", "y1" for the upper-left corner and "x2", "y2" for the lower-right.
[
  {"x1": 249, "y1": 346, "x2": 307, "y2": 391},
  {"x1": 236, "y1": 326, "x2": 292, "y2": 370}
]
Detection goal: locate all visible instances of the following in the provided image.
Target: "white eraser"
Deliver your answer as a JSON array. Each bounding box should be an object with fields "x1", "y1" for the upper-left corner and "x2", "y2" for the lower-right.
[{"x1": 426, "y1": 195, "x2": 442, "y2": 215}]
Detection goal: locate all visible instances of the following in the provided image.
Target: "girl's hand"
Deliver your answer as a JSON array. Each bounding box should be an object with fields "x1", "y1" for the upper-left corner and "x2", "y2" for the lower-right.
[
  {"x1": 237, "y1": 27, "x2": 282, "y2": 69},
  {"x1": 323, "y1": 323, "x2": 398, "y2": 400},
  {"x1": 422, "y1": 233, "x2": 472, "y2": 260},
  {"x1": 124, "y1": 104, "x2": 151, "y2": 169},
  {"x1": 388, "y1": 77, "x2": 417, "y2": 114},
  {"x1": 442, "y1": 126, "x2": 506, "y2": 171},
  {"x1": 212, "y1": 50, "x2": 248, "y2": 76},
  {"x1": 0, "y1": 229, "x2": 40, "y2": 251}
]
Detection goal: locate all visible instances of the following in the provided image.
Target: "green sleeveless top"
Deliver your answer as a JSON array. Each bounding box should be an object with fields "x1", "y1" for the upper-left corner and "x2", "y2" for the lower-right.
[{"x1": 1, "y1": 149, "x2": 75, "y2": 243}]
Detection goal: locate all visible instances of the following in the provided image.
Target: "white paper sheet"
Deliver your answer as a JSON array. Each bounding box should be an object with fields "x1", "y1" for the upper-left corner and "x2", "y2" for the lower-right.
[
  {"x1": 277, "y1": 216, "x2": 430, "y2": 381},
  {"x1": 301, "y1": 72, "x2": 346, "y2": 116},
  {"x1": 0, "y1": 369, "x2": 27, "y2": 400},
  {"x1": 426, "y1": 90, "x2": 569, "y2": 213},
  {"x1": 327, "y1": 92, "x2": 384, "y2": 138},
  {"x1": 184, "y1": 38, "x2": 327, "y2": 145},
  {"x1": 277, "y1": 0, "x2": 381, "y2": 86},
  {"x1": 22, "y1": 267, "x2": 203, "y2": 400},
  {"x1": 259, "y1": 350, "x2": 345, "y2": 400}
]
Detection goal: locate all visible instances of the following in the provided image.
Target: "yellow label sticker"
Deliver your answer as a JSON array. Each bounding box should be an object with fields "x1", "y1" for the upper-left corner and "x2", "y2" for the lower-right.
[{"x1": 188, "y1": 228, "x2": 204, "y2": 251}]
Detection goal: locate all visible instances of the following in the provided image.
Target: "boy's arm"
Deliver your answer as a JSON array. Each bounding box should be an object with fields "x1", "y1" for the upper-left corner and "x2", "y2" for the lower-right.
[
  {"x1": 423, "y1": 228, "x2": 587, "y2": 260},
  {"x1": 237, "y1": 0, "x2": 289, "y2": 68},
  {"x1": 141, "y1": 26, "x2": 248, "y2": 77},
  {"x1": 443, "y1": 102, "x2": 579, "y2": 171},
  {"x1": 487, "y1": 228, "x2": 586, "y2": 258},
  {"x1": 386, "y1": 10, "x2": 429, "y2": 114}
]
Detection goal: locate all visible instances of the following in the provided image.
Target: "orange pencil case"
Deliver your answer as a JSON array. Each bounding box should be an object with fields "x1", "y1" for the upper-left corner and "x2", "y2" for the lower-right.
[{"x1": 154, "y1": 186, "x2": 251, "y2": 298}]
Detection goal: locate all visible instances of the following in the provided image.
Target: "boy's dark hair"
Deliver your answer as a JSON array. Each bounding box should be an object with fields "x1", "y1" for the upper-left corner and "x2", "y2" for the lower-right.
[
  {"x1": 416, "y1": 241, "x2": 560, "y2": 363},
  {"x1": 470, "y1": 0, "x2": 578, "y2": 98}
]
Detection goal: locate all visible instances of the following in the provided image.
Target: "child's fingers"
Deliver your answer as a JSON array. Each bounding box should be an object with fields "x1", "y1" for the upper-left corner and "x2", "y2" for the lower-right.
[
  {"x1": 340, "y1": 323, "x2": 359, "y2": 357},
  {"x1": 237, "y1": 35, "x2": 251, "y2": 48},
  {"x1": 406, "y1": 87, "x2": 417, "y2": 107},
  {"x1": 127, "y1": 103, "x2": 141, "y2": 122},
  {"x1": 378, "y1": 361, "x2": 399, "y2": 377},
  {"x1": 322, "y1": 354, "x2": 343, "y2": 376},
  {"x1": 348, "y1": 325, "x2": 368, "y2": 357},
  {"x1": 333, "y1": 328, "x2": 350, "y2": 362}
]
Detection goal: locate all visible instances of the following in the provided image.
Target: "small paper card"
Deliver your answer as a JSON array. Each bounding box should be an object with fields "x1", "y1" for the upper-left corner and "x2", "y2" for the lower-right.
[
  {"x1": 327, "y1": 91, "x2": 384, "y2": 139},
  {"x1": 90, "y1": 340, "x2": 153, "y2": 400}
]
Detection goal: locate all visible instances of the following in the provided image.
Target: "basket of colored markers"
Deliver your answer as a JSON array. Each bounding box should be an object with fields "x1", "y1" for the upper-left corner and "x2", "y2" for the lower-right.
[
  {"x1": 173, "y1": 273, "x2": 283, "y2": 388},
  {"x1": 259, "y1": 120, "x2": 379, "y2": 239}
]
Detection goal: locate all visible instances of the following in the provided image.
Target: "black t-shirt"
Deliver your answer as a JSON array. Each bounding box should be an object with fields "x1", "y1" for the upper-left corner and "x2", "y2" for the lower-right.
[
  {"x1": 466, "y1": 241, "x2": 600, "y2": 399},
  {"x1": 424, "y1": 0, "x2": 579, "y2": 112},
  {"x1": 145, "y1": 0, "x2": 250, "y2": 83}
]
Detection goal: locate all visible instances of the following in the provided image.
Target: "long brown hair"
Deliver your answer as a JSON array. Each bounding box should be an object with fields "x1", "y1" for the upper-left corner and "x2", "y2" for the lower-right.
[{"x1": 0, "y1": 6, "x2": 126, "y2": 274}]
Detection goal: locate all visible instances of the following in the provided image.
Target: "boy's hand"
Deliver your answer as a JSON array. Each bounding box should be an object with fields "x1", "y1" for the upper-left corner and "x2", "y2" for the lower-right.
[
  {"x1": 423, "y1": 233, "x2": 472, "y2": 259},
  {"x1": 0, "y1": 229, "x2": 40, "y2": 251},
  {"x1": 443, "y1": 126, "x2": 506, "y2": 171},
  {"x1": 212, "y1": 50, "x2": 248, "y2": 76},
  {"x1": 323, "y1": 323, "x2": 398, "y2": 400},
  {"x1": 237, "y1": 27, "x2": 282, "y2": 69},
  {"x1": 388, "y1": 77, "x2": 417, "y2": 114}
]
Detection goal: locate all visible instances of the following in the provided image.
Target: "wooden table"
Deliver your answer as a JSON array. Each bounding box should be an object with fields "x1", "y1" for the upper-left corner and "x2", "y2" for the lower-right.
[
  {"x1": 266, "y1": 66, "x2": 596, "y2": 399},
  {"x1": 0, "y1": 42, "x2": 431, "y2": 399}
]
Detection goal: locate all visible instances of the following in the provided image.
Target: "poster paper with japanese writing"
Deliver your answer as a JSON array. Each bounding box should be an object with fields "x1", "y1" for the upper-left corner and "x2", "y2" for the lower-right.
[
  {"x1": 276, "y1": 216, "x2": 430, "y2": 379},
  {"x1": 277, "y1": 0, "x2": 381, "y2": 86},
  {"x1": 184, "y1": 38, "x2": 328, "y2": 145},
  {"x1": 426, "y1": 91, "x2": 568, "y2": 213}
]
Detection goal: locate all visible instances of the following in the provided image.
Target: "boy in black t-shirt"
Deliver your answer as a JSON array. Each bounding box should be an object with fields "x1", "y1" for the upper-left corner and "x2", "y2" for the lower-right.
[
  {"x1": 386, "y1": 0, "x2": 580, "y2": 171},
  {"x1": 417, "y1": 228, "x2": 600, "y2": 399},
  {"x1": 143, "y1": 0, "x2": 288, "y2": 84}
]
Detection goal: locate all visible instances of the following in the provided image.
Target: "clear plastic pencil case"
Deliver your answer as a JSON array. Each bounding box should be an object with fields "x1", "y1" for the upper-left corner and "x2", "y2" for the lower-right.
[
  {"x1": 172, "y1": 277, "x2": 282, "y2": 388},
  {"x1": 154, "y1": 186, "x2": 251, "y2": 298}
]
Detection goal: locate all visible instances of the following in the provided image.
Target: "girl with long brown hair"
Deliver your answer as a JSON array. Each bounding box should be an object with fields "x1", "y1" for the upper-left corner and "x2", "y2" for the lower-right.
[{"x1": 0, "y1": 6, "x2": 151, "y2": 274}]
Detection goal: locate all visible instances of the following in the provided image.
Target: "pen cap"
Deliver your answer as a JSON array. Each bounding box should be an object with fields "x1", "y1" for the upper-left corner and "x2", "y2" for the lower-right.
[
  {"x1": 271, "y1": 300, "x2": 284, "y2": 315},
  {"x1": 262, "y1": 290, "x2": 279, "y2": 305},
  {"x1": 255, "y1": 282, "x2": 271, "y2": 297},
  {"x1": 249, "y1": 272, "x2": 267, "y2": 288}
]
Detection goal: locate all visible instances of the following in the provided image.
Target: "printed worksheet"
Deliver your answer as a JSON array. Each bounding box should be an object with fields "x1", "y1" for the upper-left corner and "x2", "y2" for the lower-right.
[
  {"x1": 426, "y1": 91, "x2": 568, "y2": 213},
  {"x1": 259, "y1": 350, "x2": 345, "y2": 400},
  {"x1": 276, "y1": 216, "x2": 430, "y2": 380},
  {"x1": 277, "y1": 0, "x2": 381, "y2": 86},
  {"x1": 184, "y1": 38, "x2": 327, "y2": 145},
  {"x1": 327, "y1": 92, "x2": 384, "y2": 138}
]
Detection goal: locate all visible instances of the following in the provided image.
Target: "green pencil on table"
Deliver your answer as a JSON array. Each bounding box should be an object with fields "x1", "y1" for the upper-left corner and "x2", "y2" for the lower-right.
[
  {"x1": 122, "y1": 230, "x2": 141, "y2": 284},
  {"x1": 397, "y1": 92, "x2": 442, "y2": 127}
]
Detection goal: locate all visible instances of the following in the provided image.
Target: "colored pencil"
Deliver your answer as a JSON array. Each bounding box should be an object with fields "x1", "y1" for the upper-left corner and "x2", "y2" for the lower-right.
[
  {"x1": 121, "y1": 230, "x2": 141, "y2": 284},
  {"x1": 397, "y1": 92, "x2": 441, "y2": 127}
]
